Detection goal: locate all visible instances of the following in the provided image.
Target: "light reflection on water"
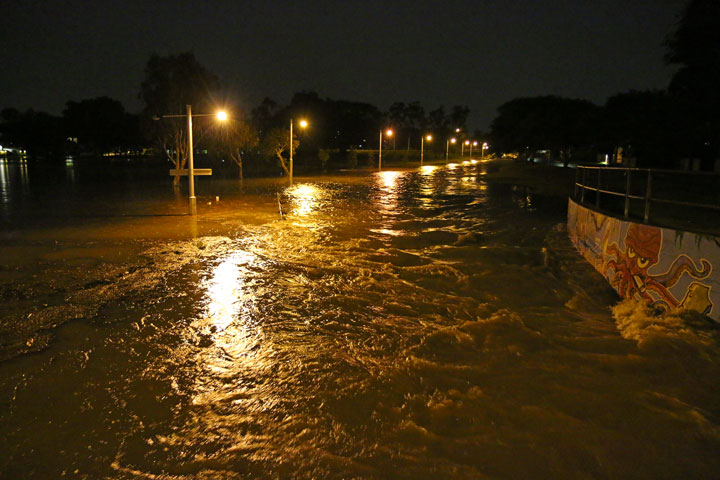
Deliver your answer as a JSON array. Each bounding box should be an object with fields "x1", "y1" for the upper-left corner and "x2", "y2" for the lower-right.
[
  {"x1": 0, "y1": 160, "x2": 8, "y2": 204},
  {"x1": 286, "y1": 183, "x2": 322, "y2": 217},
  {"x1": 203, "y1": 249, "x2": 256, "y2": 333}
]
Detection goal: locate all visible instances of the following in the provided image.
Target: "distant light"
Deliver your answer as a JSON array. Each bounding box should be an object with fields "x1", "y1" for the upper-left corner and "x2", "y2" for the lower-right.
[
  {"x1": 426, "y1": 135, "x2": 433, "y2": 141},
  {"x1": 450, "y1": 138, "x2": 457, "y2": 143},
  {"x1": 216, "y1": 111, "x2": 228, "y2": 121},
  {"x1": 299, "y1": 119, "x2": 308, "y2": 128},
  {"x1": 482, "y1": 142, "x2": 488, "y2": 147},
  {"x1": 464, "y1": 140, "x2": 470, "y2": 145},
  {"x1": 455, "y1": 128, "x2": 460, "y2": 133},
  {"x1": 471, "y1": 159, "x2": 478, "y2": 164},
  {"x1": 473, "y1": 141, "x2": 478, "y2": 146},
  {"x1": 386, "y1": 129, "x2": 393, "y2": 137}
]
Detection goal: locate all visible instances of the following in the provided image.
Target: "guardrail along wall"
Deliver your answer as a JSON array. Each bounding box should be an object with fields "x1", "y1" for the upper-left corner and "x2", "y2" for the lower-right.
[
  {"x1": 574, "y1": 166, "x2": 720, "y2": 234},
  {"x1": 568, "y1": 199, "x2": 720, "y2": 321}
]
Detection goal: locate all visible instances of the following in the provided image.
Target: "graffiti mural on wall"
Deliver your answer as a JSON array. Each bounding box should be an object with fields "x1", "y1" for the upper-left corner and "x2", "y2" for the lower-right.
[{"x1": 568, "y1": 199, "x2": 720, "y2": 320}]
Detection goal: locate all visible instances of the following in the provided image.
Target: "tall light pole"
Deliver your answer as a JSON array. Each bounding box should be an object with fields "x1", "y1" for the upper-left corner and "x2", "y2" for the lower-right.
[
  {"x1": 421, "y1": 134, "x2": 432, "y2": 166},
  {"x1": 462, "y1": 140, "x2": 470, "y2": 157},
  {"x1": 157, "y1": 105, "x2": 227, "y2": 215},
  {"x1": 379, "y1": 128, "x2": 392, "y2": 170},
  {"x1": 470, "y1": 140, "x2": 477, "y2": 157},
  {"x1": 187, "y1": 105, "x2": 195, "y2": 214},
  {"x1": 289, "y1": 118, "x2": 308, "y2": 183},
  {"x1": 482, "y1": 142, "x2": 488, "y2": 159},
  {"x1": 446, "y1": 137, "x2": 456, "y2": 161}
]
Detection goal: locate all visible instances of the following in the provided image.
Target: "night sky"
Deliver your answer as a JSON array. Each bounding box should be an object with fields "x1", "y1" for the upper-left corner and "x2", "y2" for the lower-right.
[{"x1": 1, "y1": 0, "x2": 686, "y2": 130}]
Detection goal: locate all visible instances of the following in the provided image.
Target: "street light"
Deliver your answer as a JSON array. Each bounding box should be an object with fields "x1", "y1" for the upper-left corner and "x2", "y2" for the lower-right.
[
  {"x1": 156, "y1": 105, "x2": 227, "y2": 215},
  {"x1": 462, "y1": 139, "x2": 470, "y2": 157},
  {"x1": 470, "y1": 140, "x2": 478, "y2": 157},
  {"x1": 421, "y1": 134, "x2": 432, "y2": 166},
  {"x1": 379, "y1": 128, "x2": 393, "y2": 170},
  {"x1": 482, "y1": 142, "x2": 489, "y2": 159},
  {"x1": 446, "y1": 137, "x2": 456, "y2": 161},
  {"x1": 289, "y1": 118, "x2": 308, "y2": 183}
]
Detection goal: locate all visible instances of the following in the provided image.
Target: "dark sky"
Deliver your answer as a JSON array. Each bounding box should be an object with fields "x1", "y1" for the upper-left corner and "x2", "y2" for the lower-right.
[{"x1": 1, "y1": 0, "x2": 686, "y2": 130}]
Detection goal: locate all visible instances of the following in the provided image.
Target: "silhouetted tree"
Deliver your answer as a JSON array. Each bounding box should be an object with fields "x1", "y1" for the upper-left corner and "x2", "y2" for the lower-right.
[
  {"x1": 260, "y1": 127, "x2": 298, "y2": 176},
  {"x1": 62, "y1": 96, "x2": 136, "y2": 155},
  {"x1": 250, "y1": 97, "x2": 278, "y2": 135},
  {"x1": 449, "y1": 105, "x2": 470, "y2": 132},
  {"x1": 0, "y1": 108, "x2": 66, "y2": 160},
  {"x1": 139, "y1": 52, "x2": 220, "y2": 184},
  {"x1": 601, "y1": 90, "x2": 676, "y2": 168},
  {"x1": 387, "y1": 101, "x2": 426, "y2": 148},
  {"x1": 210, "y1": 115, "x2": 258, "y2": 180},
  {"x1": 490, "y1": 96, "x2": 600, "y2": 164},
  {"x1": 326, "y1": 99, "x2": 383, "y2": 149},
  {"x1": 665, "y1": 0, "x2": 720, "y2": 168}
]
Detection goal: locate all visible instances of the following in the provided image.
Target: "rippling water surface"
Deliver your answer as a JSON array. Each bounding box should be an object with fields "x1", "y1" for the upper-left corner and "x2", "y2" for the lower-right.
[{"x1": 1, "y1": 160, "x2": 719, "y2": 479}]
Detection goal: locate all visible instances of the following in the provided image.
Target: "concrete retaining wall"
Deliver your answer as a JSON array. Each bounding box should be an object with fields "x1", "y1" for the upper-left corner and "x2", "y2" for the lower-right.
[{"x1": 568, "y1": 199, "x2": 720, "y2": 321}]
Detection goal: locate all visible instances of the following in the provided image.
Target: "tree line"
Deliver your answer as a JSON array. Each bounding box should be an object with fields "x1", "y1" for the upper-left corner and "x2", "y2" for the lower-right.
[
  {"x1": 491, "y1": 0, "x2": 720, "y2": 170},
  {"x1": 0, "y1": 52, "x2": 473, "y2": 178},
  {"x1": 2, "y1": 0, "x2": 717, "y2": 172}
]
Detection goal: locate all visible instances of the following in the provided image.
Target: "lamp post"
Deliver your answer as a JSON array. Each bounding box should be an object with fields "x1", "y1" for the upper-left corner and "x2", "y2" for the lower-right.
[
  {"x1": 446, "y1": 137, "x2": 456, "y2": 161},
  {"x1": 470, "y1": 140, "x2": 478, "y2": 157},
  {"x1": 156, "y1": 105, "x2": 227, "y2": 215},
  {"x1": 421, "y1": 134, "x2": 432, "y2": 166},
  {"x1": 462, "y1": 140, "x2": 470, "y2": 157},
  {"x1": 482, "y1": 142, "x2": 488, "y2": 159},
  {"x1": 379, "y1": 128, "x2": 392, "y2": 170},
  {"x1": 289, "y1": 118, "x2": 308, "y2": 183}
]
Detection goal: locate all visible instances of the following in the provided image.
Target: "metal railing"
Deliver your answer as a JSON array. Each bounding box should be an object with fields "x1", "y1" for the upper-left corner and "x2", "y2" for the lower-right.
[{"x1": 574, "y1": 166, "x2": 720, "y2": 232}]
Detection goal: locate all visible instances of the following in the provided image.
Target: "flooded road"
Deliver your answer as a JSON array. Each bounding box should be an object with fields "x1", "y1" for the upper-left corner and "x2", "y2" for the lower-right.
[{"x1": 1, "y1": 159, "x2": 719, "y2": 479}]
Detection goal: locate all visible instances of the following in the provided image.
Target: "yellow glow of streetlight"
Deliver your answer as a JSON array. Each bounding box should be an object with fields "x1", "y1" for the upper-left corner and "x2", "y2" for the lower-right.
[
  {"x1": 465, "y1": 140, "x2": 470, "y2": 145},
  {"x1": 299, "y1": 119, "x2": 308, "y2": 128},
  {"x1": 473, "y1": 141, "x2": 478, "y2": 146},
  {"x1": 455, "y1": 128, "x2": 461, "y2": 133},
  {"x1": 386, "y1": 129, "x2": 393, "y2": 137},
  {"x1": 216, "y1": 111, "x2": 228, "y2": 121},
  {"x1": 426, "y1": 135, "x2": 433, "y2": 141}
]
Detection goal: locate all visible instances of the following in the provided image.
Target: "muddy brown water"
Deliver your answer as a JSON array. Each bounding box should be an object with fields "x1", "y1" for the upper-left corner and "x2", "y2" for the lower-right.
[{"x1": 1, "y1": 159, "x2": 719, "y2": 479}]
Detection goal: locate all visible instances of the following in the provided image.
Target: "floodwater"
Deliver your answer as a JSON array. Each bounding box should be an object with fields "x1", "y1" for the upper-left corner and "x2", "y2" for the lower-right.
[{"x1": 1, "y1": 158, "x2": 719, "y2": 479}]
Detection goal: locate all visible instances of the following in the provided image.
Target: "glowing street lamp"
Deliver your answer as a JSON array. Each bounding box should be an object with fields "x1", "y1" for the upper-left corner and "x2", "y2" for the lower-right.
[
  {"x1": 421, "y1": 134, "x2": 432, "y2": 166},
  {"x1": 289, "y1": 118, "x2": 308, "y2": 182},
  {"x1": 379, "y1": 128, "x2": 393, "y2": 170},
  {"x1": 446, "y1": 137, "x2": 456, "y2": 161},
  {"x1": 462, "y1": 139, "x2": 470, "y2": 157},
  {"x1": 156, "y1": 105, "x2": 227, "y2": 215},
  {"x1": 481, "y1": 142, "x2": 489, "y2": 159},
  {"x1": 470, "y1": 140, "x2": 478, "y2": 157}
]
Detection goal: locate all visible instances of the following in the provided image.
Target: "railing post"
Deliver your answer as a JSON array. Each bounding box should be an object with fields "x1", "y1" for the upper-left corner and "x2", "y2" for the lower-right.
[
  {"x1": 595, "y1": 168, "x2": 601, "y2": 209},
  {"x1": 644, "y1": 170, "x2": 652, "y2": 223},
  {"x1": 574, "y1": 166, "x2": 579, "y2": 199},
  {"x1": 581, "y1": 168, "x2": 586, "y2": 204},
  {"x1": 624, "y1": 169, "x2": 631, "y2": 219}
]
